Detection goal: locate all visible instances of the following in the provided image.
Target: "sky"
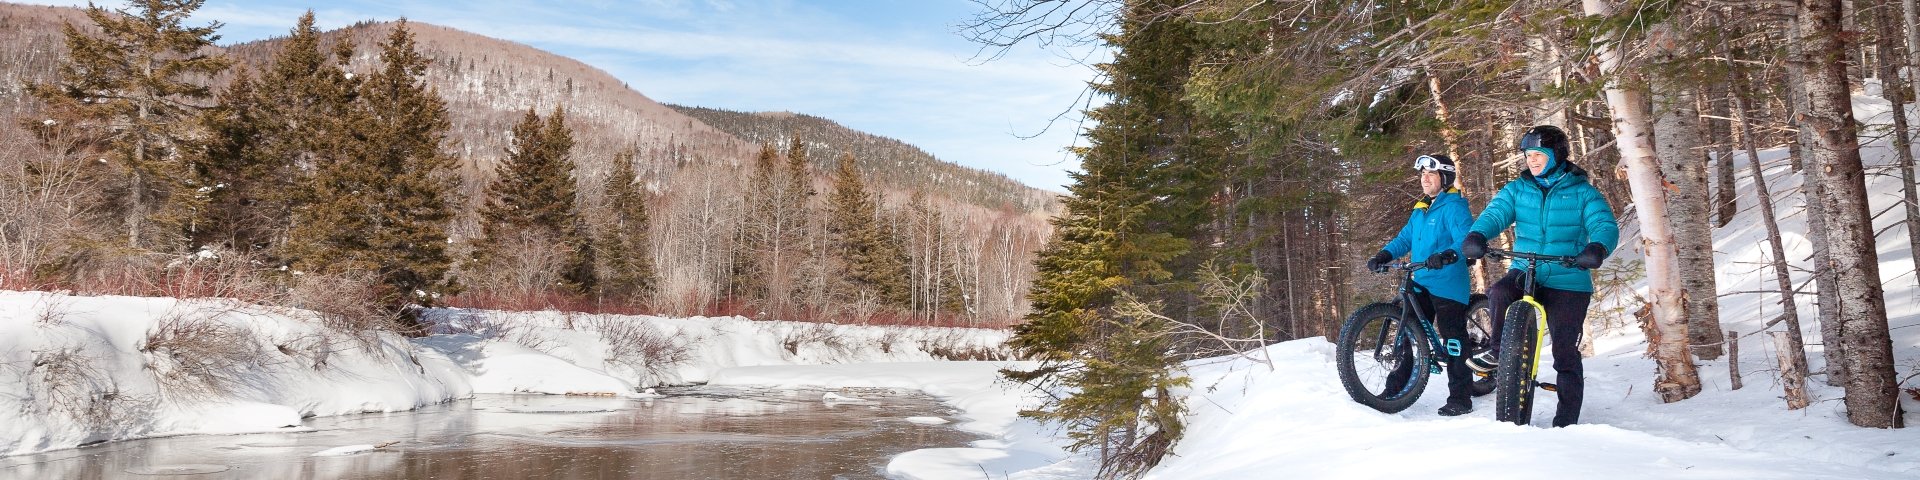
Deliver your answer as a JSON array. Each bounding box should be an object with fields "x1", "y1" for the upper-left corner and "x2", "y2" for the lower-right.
[{"x1": 21, "y1": 0, "x2": 1108, "y2": 191}]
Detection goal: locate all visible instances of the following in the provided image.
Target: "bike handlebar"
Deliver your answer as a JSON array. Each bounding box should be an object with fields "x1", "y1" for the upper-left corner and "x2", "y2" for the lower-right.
[{"x1": 1485, "y1": 248, "x2": 1584, "y2": 269}]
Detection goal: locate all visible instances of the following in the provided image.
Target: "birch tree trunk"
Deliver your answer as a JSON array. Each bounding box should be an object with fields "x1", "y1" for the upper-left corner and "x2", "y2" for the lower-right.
[
  {"x1": 1583, "y1": 0, "x2": 1702, "y2": 402},
  {"x1": 1797, "y1": 0, "x2": 1905, "y2": 428}
]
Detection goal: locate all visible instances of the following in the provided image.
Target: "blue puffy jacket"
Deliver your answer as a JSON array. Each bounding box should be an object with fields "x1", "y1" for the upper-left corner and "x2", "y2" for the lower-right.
[
  {"x1": 1382, "y1": 189, "x2": 1473, "y2": 305},
  {"x1": 1469, "y1": 162, "x2": 1620, "y2": 292}
]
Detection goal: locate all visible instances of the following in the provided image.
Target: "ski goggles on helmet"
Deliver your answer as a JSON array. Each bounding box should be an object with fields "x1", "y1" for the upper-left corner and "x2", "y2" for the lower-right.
[
  {"x1": 1414, "y1": 155, "x2": 1455, "y2": 173},
  {"x1": 1518, "y1": 127, "x2": 1554, "y2": 151}
]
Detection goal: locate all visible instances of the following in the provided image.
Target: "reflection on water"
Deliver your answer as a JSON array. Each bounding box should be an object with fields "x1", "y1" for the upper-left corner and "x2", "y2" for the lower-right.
[{"x1": 0, "y1": 387, "x2": 979, "y2": 479}]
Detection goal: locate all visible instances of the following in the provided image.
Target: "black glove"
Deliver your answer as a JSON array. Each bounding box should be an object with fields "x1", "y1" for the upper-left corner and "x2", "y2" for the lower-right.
[
  {"x1": 1574, "y1": 242, "x2": 1608, "y2": 269},
  {"x1": 1366, "y1": 250, "x2": 1393, "y2": 273},
  {"x1": 1424, "y1": 249, "x2": 1459, "y2": 269},
  {"x1": 1462, "y1": 232, "x2": 1488, "y2": 260}
]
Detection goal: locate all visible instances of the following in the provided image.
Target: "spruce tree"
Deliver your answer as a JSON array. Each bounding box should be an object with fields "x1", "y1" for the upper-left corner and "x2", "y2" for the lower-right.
[
  {"x1": 188, "y1": 66, "x2": 266, "y2": 252},
  {"x1": 597, "y1": 148, "x2": 658, "y2": 300},
  {"x1": 1000, "y1": 1, "x2": 1211, "y2": 474},
  {"x1": 827, "y1": 153, "x2": 908, "y2": 309},
  {"x1": 477, "y1": 107, "x2": 592, "y2": 295},
  {"x1": 253, "y1": 12, "x2": 356, "y2": 258},
  {"x1": 30, "y1": 0, "x2": 231, "y2": 251},
  {"x1": 733, "y1": 143, "x2": 780, "y2": 304},
  {"x1": 289, "y1": 21, "x2": 458, "y2": 317}
]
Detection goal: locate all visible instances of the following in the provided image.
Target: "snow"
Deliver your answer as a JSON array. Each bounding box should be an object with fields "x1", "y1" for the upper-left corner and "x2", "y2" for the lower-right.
[
  {"x1": 0, "y1": 293, "x2": 1009, "y2": 456},
  {"x1": 310, "y1": 444, "x2": 383, "y2": 457}
]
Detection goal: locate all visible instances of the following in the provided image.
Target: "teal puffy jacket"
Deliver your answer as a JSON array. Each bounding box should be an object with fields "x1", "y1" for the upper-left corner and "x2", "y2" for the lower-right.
[
  {"x1": 1468, "y1": 162, "x2": 1620, "y2": 292},
  {"x1": 1382, "y1": 190, "x2": 1473, "y2": 305}
]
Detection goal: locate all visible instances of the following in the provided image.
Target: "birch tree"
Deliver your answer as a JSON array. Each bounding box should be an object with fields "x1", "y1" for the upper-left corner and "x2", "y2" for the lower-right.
[{"x1": 1582, "y1": 0, "x2": 1701, "y2": 402}]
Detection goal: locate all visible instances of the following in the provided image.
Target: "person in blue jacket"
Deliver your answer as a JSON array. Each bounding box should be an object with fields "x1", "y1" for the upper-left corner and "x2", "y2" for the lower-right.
[
  {"x1": 1461, "y1": 125, "x2": 1619, "y2": 427},
  {"x1": 1365, "y1": 153, "x2": 1476, "y2": 416}
]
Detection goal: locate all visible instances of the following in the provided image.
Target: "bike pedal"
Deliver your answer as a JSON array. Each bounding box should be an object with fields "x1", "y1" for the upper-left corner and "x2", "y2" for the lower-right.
[{"x1": 1538, "y1": 382, "x2": 1558, "y2": 392}]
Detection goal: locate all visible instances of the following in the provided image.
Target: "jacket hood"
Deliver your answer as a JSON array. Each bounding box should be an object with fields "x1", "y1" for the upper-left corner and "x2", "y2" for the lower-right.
[{"x1": 1519, "y1": 158, "x2": 1591, "y2": 187}]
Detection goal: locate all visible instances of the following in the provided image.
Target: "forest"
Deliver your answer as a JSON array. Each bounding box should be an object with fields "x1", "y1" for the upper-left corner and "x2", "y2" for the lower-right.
[{"x1": 967, "y1": 0, "x2": 1915, "y2": 476}]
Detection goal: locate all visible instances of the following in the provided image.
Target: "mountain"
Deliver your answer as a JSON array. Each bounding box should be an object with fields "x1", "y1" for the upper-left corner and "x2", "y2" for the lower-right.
[{"x1": 668, "y1": 106, "x2": 1062, "y2": 215}]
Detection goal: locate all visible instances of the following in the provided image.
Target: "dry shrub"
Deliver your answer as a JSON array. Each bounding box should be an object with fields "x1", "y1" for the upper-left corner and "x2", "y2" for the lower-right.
[
  {"x1": 286, "y1": 270, "x2": 405, "y2": 345},
  {"x1": 31, "y1": 347, "x2": 152, "y2": 430},
  {"x1": 447, "y1": 310, "x2": 559, "y2": 353},
  {"x1": 273, "y1": 332, "x2": 335, "y2": 371},
  {"x1": 140, "y1": 306, "x2": 263, "y2": 401},
  {"x1": 149, "y1": 251, "x2": 279, "y2": 303},
  {"x1": 461, "y1": 231, "x2": 569, "y2": 305},
  {"x1": 580, "y1": 316, "x2": 695, "y2": 378},
  {"x1": 918, "y1": 330, "x2": 1012, "y2": 361},
  {"x1": 780, "y1": 322, "x2": 851, "y2": 357},
  {"x1": 31, "y1": 292, "x2": 73, "y2": 327},
  {"x1": 876, "y1": 328, "x2": 906, "y2": 354}
]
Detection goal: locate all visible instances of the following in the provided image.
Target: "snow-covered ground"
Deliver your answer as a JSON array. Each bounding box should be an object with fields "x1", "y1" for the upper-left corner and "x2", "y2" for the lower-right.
[{"x1": 0, "y1": 294, "x2": 1009, "y2": 457}]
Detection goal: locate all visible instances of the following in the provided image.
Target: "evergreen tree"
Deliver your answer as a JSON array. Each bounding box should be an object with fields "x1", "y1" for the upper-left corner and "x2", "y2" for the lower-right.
[
  {"x1": 29, "y1": 0, "x2": 231, "y2": 251},
  {"x1": 475, "y1": 107, "x2": 593, "y2": 294},
  {"x1": 289, "y1": 21, "x2": 458, "y2": 317},
  {"x1": 733, "y1": 143, "x2": 779, "y2": 305},
  {"x1": 1000, "y1": 1, "x2": 1216, "y2": 474},
  {"x1": 188, "y1": 67, "x2": 266, "y2": 252},
  {"x1": 827, "y1": 152, "x2": 909, "y2": 308},
  {"x1": 251, "y1": 12, "x2": 357, "y2": 258},
  {"x1": 597, "y1": 148, "x2": 658, "y2": 300}
]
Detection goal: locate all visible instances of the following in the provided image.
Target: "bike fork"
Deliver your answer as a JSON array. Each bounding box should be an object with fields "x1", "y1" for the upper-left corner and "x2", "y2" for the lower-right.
[{"x1": 1524, "y1": 295, "x2": 1549, "y2": 389}]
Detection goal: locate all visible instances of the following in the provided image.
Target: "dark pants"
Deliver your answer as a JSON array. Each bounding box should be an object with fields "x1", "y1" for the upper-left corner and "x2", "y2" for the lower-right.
[
  {"x1": 1383, "y1": 292, "x2": 1473, "y2": 406},
  {"x1": 1487, "y1": 270, "x2": 1593, "y2": 427}
]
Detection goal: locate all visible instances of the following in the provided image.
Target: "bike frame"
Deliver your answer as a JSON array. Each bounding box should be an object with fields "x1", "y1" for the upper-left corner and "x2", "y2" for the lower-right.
[
  {"x1": 1384, "y1": 263, "x2": 1453, "y2": 371},
  {"x1": 1491, "y1": 249, "x2": 1579, "y2": 396}
]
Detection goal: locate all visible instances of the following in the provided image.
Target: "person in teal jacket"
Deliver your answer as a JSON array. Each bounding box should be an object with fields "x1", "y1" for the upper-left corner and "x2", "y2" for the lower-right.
[
  {"x1": 1461, "y1": 125, "x2": 1619, "y2": 427},
  {"x1": 1365, "y1": 153, "x2": 1476, "y2": 416}
]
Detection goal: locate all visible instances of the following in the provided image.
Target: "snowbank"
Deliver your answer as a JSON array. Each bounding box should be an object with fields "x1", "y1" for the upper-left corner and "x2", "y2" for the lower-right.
[{"x1": 0, "y1": 292, "x2": 1011, "y2": 456}]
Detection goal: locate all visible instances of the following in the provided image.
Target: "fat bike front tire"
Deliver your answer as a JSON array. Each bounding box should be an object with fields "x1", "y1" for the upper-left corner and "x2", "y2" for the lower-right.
[
  {"x1": 1494, "y1": 303, "x2": 1541, "y2": 425},
  {"x1": 1336, "y1": 302, "x2": 1432, "y2": 413}
]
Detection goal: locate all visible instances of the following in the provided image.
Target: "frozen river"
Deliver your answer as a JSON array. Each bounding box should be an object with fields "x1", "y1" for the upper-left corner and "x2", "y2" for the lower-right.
[{"x1": 0, "y1": 387, "x2": 979, "y2": 479}]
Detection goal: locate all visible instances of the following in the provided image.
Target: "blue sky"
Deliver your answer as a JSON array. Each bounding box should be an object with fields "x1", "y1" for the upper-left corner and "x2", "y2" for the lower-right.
[{"x1": 25, "y1": 0, "x2": 1106, "y2": 191}]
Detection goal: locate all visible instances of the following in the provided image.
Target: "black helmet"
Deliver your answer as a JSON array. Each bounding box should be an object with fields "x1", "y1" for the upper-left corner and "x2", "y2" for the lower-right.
[{"x1": 1518, "y1": 125, "x2": 1570, "y2": 172}]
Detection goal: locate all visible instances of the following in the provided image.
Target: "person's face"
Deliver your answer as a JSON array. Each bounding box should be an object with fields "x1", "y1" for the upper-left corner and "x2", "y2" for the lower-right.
[
  {"x1": 1525, "y1": 150, "x2": 1551, "y2": 176},
  {"x1": 1419, "y1": 170, "x2": 1444, "y2": 196}
]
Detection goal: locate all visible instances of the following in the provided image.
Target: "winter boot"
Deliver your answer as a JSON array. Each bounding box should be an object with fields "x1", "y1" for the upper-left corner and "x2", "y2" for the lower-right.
[{"x1": 1438, "y1": 400, "x2": 1473, "y2": 417}]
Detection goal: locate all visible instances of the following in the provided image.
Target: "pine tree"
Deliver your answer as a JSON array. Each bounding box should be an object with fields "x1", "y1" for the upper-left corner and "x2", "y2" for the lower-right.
[
  {"x1": 827, "y1": 153, "x2": 908, "y2": 309},
  {"x1": 597, "y1": 148, "x2": 658, "y2": 301},
  {"x1": 29, "y1": 0, "x2": 231, "y2": 251},
  {"x1": 289, "y1": 21, "x2": 458, "y2": 317}
]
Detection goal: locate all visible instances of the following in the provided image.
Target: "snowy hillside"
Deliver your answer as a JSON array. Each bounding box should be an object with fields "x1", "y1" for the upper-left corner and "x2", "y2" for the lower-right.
[{"x1": 0, "y1": 291, "x2": 1009, "y2": 456}]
